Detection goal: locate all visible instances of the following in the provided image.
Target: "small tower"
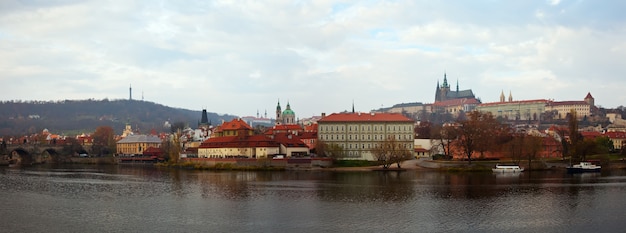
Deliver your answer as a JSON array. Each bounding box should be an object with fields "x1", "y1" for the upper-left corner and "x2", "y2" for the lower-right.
[
  {"x1": 500, "y1": 90, "x2": 505, "y2": 102},
  {"x1": 276, "y1": 100, "x2": 282, "y2": 125},
  {"x1": 584, "y1": 92, "x2": 595, "y2": 106},
  {"x1": 508, "y1": 91, "x2": 513, "y2": 102},
  {"x1": 129, "y1": 84, "x2": 132, "y2": 100}
]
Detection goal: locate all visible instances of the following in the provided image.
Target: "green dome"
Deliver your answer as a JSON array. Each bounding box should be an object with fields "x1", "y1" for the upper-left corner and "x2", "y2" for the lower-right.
[{"x1": 282, "y1": 109, "x2": 295, "y2": 115}]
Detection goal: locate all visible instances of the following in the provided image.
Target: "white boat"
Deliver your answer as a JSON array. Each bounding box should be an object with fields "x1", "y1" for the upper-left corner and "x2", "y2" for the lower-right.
[
  {"x1": 567, "y1": 162, "x2": 601, "y2": 173},
  {"x1": 492, "y1": 164, "x2": 524, "y2": 173}
]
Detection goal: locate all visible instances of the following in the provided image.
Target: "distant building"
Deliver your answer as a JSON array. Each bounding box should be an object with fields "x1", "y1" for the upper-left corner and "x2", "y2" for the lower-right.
[
  {"x1": 116, "y1": 134, "x2": 162, "y2": 156},
  {"x1": 545, "y1": 93, "x2": 594, "y2": 119},
  {"x1": 212, "y1": 118, "x2": 254, "y2": 138},
  {"x1": 275, "y1": 100, "x2": 296, "y2": 125},
  {"x1": 476, "y1": 91, "x2": 548, "y2": 121},
  {"x1": 198, "y1": 118, "x2": 309, "y2": 158},
  {"x1": 435, "y1": 73, "x2": 475, "y2": 102},
  {"x1": 476, "y1": 92, "x2": 595, "y2": 121},
  {"x1": 317, "y1": 112, "x2": 415, "y2": 161}
]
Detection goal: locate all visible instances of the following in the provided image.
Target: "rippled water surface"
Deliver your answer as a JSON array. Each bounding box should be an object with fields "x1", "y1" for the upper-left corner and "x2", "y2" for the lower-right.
[{"x1": 2, "y1": 165, "x2": 626, "y2": 232}]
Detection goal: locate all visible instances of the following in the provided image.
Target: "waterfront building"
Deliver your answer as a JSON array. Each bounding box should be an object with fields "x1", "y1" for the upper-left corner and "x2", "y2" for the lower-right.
[
  {"x1": 317, "y1": 112, "x2": 415, "y2": 161},
  {"x1": 116, "y1": 134, "x2": 162, "y2": 156},
  {"x1": 198, "y1": 118, "x2": 309, "y2": 158}
]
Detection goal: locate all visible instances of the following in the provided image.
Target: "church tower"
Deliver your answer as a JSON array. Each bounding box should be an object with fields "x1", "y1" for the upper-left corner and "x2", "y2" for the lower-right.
[
  {"x1": 500, "y1": 90, "x2": 505, "y2": 102},
  {"x1": 276, "y1": 100, "x2": 282, "y2": 125},
  {"x1": 282, "y1": 102, "x2": 296, "y2": 125}
]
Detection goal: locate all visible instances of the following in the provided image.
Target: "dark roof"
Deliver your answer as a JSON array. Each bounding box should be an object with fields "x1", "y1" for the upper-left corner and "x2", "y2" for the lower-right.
[
  {"x1": 446, "y1": 89, "x2": 475, "y2": 99},
  {"x1": 117, "y1": 135, "x2": 161, "y2": 144}
]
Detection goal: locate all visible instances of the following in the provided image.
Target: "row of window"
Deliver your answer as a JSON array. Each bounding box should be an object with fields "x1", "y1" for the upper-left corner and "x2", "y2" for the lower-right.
[
  {"x1": 320, "y1": 124, "x2": 413, "y2": 132},
  {"x1": 320, "y1": 134, "x2": 413, "y2": 141},
  {"x1": 342, "y1": 143, "x2": 413, "y2": 150}
]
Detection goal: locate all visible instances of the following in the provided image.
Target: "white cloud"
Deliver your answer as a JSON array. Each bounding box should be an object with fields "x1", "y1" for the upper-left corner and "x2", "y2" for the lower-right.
[{"x1": 0, "y1": 0, "x2": 625, "y2": 117}]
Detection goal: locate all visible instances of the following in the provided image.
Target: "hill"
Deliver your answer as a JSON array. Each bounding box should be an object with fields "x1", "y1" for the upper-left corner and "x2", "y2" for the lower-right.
[{"x1": 0, "y1": 99, "x2": 236, "y2": 136}]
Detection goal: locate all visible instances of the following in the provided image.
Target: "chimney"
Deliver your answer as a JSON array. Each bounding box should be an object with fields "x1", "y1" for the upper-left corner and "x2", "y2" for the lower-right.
[{"x1": 321, "y1": 113, "x2": 326, "y2": 118}]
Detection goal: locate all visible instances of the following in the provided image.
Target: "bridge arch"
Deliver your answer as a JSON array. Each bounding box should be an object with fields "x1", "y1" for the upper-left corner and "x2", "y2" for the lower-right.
[{"x1": 10, "y1": 148, "x2": 33, "y2": 165}]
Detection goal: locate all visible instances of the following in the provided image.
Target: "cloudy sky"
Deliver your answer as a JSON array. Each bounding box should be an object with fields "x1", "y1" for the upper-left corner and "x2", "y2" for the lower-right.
[{"x1": 1, "y1": 0, "x2": 625, "y2": 118}]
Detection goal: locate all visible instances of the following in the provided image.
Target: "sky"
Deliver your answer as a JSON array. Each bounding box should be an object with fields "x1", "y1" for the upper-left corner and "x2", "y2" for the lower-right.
[{"x1": 1, "y1": 0, "x2": 625, "y2": 118}]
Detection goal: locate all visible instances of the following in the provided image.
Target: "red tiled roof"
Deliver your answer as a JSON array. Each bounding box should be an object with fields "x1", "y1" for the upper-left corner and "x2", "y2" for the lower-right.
[
  {"x1": 585, "y1": 92, "x2": 593, "y2": 99},
  {"x1": 318, "y1": 112, "x2": 413, "y2": 122},
  {"x1": 298, "y1": 131, "x2": 317, "y2": 139},
  {"x1": 581, "y1": 131, "x2": 602, "y2": 139},
  {"x1": 219, "y1": 118, "x2": 253, "y2": 131},
  {"x1": 605, "y1": 132, "x2": 626, "y2": 139},
  {"x1": 304, "y1": 123, "x2": 318, "y2": 132}
]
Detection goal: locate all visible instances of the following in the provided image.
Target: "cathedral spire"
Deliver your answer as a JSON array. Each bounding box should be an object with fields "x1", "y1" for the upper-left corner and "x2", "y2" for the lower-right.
[
  {"x1": 500, "y1": 90, "x2": 505, "y2": 102},
  {"x1": 443, "y1": 73, "x2": 449, "y2": 88}
]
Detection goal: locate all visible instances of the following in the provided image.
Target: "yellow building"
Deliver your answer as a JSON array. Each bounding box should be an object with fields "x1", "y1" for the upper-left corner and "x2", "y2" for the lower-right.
[
  {"x1": 116, "y1": 134, "x2": 162, "y2": 156},
  {"x1": 317, "y1": 112, "x2": 415, "y2": 161}
]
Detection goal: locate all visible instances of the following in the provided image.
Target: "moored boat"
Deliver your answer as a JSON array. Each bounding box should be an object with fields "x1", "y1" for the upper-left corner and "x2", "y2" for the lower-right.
[
  {"x1": 567, "y1": 161, "x2": 601, "y2": 173},
  {"x1": 492, "y1": 164, "x2": 524, "y2": 173}
]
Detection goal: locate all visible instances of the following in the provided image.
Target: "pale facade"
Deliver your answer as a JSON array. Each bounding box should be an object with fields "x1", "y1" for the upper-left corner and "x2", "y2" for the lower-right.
[
  {"x1": 116, "y1": 134, "x2": 162, "y2": 155},
  {"x1": 317, "y1": 112, "x2": 414, "y2": 161},
  {"x1": 545, "y1": 101, "x2": 591, "y2": 119},
  {"x1": 198, "y1": 146, "x2": 279, "y2": 158},
  {"x1": 477, "y1": 99, "x2": 548, "y2": 121}
]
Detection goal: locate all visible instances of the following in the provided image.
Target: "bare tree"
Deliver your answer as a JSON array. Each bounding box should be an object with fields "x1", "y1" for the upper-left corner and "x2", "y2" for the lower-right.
[
  {"x1": 315, "y1": 140, "x2": 344, "y2": 159},
  {"x1": 456, "y1": 111, "x2": 503, "y2": 164},
  {"x1": 430, "y1": 124, "x2": 458, "y2": 159},
  {"x1": 370, "y1": 136, "x2": 413, "y2": 169}
]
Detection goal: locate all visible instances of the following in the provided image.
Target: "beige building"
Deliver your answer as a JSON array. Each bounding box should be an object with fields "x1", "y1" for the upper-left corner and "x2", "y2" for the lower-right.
[
  {"x1": 317, "y1": 112, "x2": 415, "y2": 161},
  {"x1": 476, "y1": 91, "x2": 548, "y2": 121},
  {"x1": 116, "y1": 134, "x2": 162, "y2": 156},
  {"x1": 477, "y1": 91, "x2": 595, "y2": 120}
]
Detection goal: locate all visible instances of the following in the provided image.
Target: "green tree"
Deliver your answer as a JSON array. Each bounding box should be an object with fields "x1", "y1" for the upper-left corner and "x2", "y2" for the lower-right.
[
  {"x1": 594, "y1": 136, "x2": 613, "y2": 154},
  {"x1": 576, "y1": 138, "x2": 598, "y2": 161}
]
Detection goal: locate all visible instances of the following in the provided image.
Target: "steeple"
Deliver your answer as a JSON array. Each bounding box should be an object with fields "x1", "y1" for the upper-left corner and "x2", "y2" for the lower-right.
[
  {"x1": 442, "y1": 73, "x2": 449, "y2": 88},
  {"x1": 508, "y1": 91, "x2": 513, "y2": 102},
  {"x1": 352, "y1": 100, "x2": 355, "y2": 113},
  {"x1": 456, "y1": 79, "x2": 459, "y2": 92},
  {"x1": 500, "y1": 90, "x2": 505, "y2": 102},
  {"x1": 276, "y1": 99, "x2": 282, "y2": 125}
]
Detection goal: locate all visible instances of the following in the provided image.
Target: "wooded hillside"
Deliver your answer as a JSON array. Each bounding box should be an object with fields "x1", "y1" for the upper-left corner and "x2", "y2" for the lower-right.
[{"x1": 0, "y1": 99, "x2": 235, "y2": 136}]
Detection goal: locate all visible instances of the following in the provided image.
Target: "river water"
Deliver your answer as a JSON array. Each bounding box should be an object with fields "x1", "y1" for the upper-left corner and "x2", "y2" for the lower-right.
[{"x1": 1, "y1": 164, "x2": 626, "y2": 233}]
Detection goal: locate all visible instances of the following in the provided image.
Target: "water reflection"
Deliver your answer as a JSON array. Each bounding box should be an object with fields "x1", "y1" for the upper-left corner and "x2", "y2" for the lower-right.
[{"x1": 3, "y1": 165, "x2": 626, "y2": 232}]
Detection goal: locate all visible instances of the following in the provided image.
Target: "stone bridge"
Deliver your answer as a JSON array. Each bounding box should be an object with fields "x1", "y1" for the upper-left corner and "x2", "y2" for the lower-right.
[{"x1": 2, "y1": 144, "x2": 91, "y2": 166}]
